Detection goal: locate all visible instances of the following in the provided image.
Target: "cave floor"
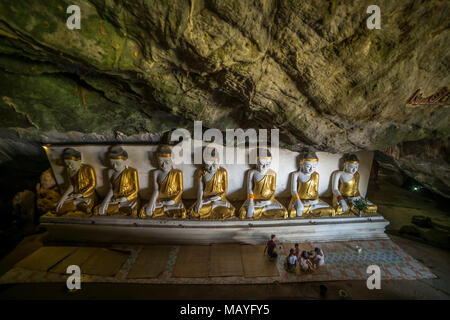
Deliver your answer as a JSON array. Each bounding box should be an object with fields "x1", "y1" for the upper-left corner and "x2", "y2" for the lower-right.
[
  {"x1": 368, "y1": 173, "x2": 450, "y2": 250},
  {"x1": 1, "y1": 175, "x2": 449, "y2": 299},
  {"x1": 0, "y1": 232, "x2": 448, "y2": 300}
]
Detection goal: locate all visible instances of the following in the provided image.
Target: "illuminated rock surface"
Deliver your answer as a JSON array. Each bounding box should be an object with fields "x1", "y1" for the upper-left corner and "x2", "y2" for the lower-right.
[{"x1": 0, "y1": 0, "x2": 448, "y2": 196}]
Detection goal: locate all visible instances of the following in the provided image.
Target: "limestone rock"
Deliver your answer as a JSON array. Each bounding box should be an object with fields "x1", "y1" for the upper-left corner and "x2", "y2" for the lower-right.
[
  {"x1": 411, "y1": 215, "x2": 433, "y2": 229},
  {"x1": 377, "y1": 138, "x2": 450, "y2": 198},
  {"x1": 12, "y1": 190, "x2": 35, "y2": 220},
  {"x1": 0, "y1": 1, "x2": 448, "y2": 197},
  {"x1": 399, "y1": 225, "x2": 421, "y2": 238}
]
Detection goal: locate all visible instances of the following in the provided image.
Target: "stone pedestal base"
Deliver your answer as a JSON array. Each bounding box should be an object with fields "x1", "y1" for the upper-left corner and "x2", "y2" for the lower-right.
[{"x1": 40, "y1": 213, "x2": 389, "y2": 245}]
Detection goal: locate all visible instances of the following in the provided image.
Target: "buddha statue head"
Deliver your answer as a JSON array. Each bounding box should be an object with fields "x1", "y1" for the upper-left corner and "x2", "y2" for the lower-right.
[
  {"x1": 156, "y1": 145, "x2": 173, "y2": 173},
  {"x1": 40, "y1": 168, "x2": 57, "y2": 190},
  {"x1": 203, "y1": 147, "x2": 220, "y2": 174},
  {"x1": 255, "y1": 148, "x2": 272, "y2": 174},
  {"x1": 62, "y1": 148, "x2": 82, "y2": 172},
  {"x1": 343, "y1": 154, "x2": 359, "y2": 175},
  {"x1": 299, "y1": 151, "x2": 318, "y2": 174},
  {"x1": 109, "y1": 145, "x2": 128, "y2": 172}
]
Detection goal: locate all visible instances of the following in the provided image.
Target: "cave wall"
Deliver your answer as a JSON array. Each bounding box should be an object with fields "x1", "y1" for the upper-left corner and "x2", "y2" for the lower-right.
[{"x1": 0, "y1": 0, "x2": 448, "y2": 198}]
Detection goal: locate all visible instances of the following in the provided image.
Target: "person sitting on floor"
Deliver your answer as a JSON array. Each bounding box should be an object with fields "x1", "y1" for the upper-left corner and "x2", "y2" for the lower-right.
[
  {"x1": 264, "y1": 234, "x2": 278, "y2": 260},
  {"x1": 286, "y1": 248, "x2": 297, "y2": 272},
  {"x1": 312, "y1": 247, "x2": 325, "y2": 269},
  {"x1": 299, "y1": 251, "x2": 313, "y2": 272},
  {"x1": 294, "y1": 243, "x2": 300, "y2": 258}
]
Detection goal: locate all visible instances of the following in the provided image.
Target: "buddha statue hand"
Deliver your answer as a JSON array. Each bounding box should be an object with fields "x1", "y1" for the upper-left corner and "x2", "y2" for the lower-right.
[
  {"x1": 67, "y1": 193, "x2": 81, "y2": 201},
  {"x1": 145, "y1": 201, "x2": 155, "y2": 217},
  {"x1": 304, "y1": 199, "x2": 318, "y2": 206},
  {"x1": 348, "y1": 196, "x2": 361, "y2": 205},
  {"x1": 55, "y1": 199, "x2": 65, "y2": 212},
  {"x1": 98, "y1": 201, "x2": 108, "y2": 215},
  {"x1": 207, "y1": 195, "x2": 221, "y2": 202},
  {"x1": 246, "y1": 198, "x2": 255, "y2": 218},
  {"x1": 194, "y1": 199, "x2": 202, "y2": 213},
  {"x1": 255, "y1": 200, "x2": 272, "y2": 207},
  {"x1": 294, "y1": 198, "x2": 304, "y2": 217},
  {"x1": 340, "y1": 199, "x2": 348, "y2": 212},
  {"x1": 162, "y1": 199, "x2": 176, "y2": 206},
  {"x1": 118, "y1": 196, "x2": 128, "y2": 203}
]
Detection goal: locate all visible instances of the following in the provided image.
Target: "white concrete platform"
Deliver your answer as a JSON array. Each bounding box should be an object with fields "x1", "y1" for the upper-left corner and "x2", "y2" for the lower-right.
[{"x1": 40, "y1": 214, "x2": 390, "y2": 245}]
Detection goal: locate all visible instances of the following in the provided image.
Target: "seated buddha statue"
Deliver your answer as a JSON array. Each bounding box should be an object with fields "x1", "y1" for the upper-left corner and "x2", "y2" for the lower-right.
[
  {"x1": 55, "y1": 148, "x2": 97, "y2": 216},
  {"x1": 94, "y1": 146, "x2": 139, "y2": 217},
  {"x1": 140, "y1": 145, "x2": 186, "y2": 219},
  {"x1": 189, "y1": 147, "x2": 235, "y2": 220},
  {"x1": 332, "y1": 154, "x2": 377, "y2": 216},
  {"x1": 288, "y1": 152, "x2": 335, "y2": 218},
  {"x1": 36, "y1": 168, "x2": 61, "y2": 215},
  {"x1": 239, "y1": 148, "x2": 288, "y2": 220}
]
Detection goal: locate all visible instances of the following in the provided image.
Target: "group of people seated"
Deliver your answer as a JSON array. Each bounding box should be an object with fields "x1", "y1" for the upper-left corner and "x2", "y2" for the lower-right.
[
  {"x1": 264, "y1": 234, "x2": 325, "y2": 273},
  {"x1": 286, "y1": 245, "x2": 325, "y2": 273}
]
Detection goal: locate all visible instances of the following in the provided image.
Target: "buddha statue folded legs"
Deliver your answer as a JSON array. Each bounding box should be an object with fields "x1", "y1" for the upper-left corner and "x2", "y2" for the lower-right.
[
  {"x1": 57, "y1": 165, "x2": 98, "y2": 215},
  {"x1": 332, "y1": 154, "x2": 377, "y2": 216},
  {"x1": 140, "y1": 145, "x2": 186, "y2": 219},
  {"x1": 141, "y1": 168, "x2": 186, "y2": 218},
  {"x1": 189, "y1": 148, "x2": 235, "y2": 220},
  {"x1": 55, "y1": 148, "x2": 98, "y2": 216},
  {"x1": 287, "y1": 152, "x2": 335, "y2": 218},
  {"x1": 239, "y1": 148, "x2": 288, "y2": 220},
  {"x1": 94, "y1": 146, "x2": 140, "y2": 217}
]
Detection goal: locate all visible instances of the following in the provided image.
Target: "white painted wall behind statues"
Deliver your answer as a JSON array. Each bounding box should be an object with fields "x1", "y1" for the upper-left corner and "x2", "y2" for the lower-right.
[{"x1": 44, "y1": 142, "x2": 374, "y2": 201}]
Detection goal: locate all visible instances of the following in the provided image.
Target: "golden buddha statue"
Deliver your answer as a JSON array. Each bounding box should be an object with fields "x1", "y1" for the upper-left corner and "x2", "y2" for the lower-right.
[
  {"x1": 140, "y1": 145, "x2": 186, "y2": 219},
  {"x1": 36, "y1": 168, "x2": 61, "y2": 214},
  {"x1": 239, "y1": 148, "x2": 288, "y2": 219},
  {"x1": 332, "y1": 154, "x2": 378, "y2": 216},
  {"x1": 55, "y1": 148, "x2": 97, "y2": 216},
  {"x1": 94, "y1": 146, "x2": 139, "y2": 217},
  {"x1": 189, "y1": 147, "x2": 235, "y2": 219},
  {"x1": 288, "y1": 152, "x2": 335, "y2": 217}
]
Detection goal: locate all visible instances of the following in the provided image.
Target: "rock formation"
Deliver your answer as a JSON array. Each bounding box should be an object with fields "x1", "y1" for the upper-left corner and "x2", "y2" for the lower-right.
[{"x1": 0, "y1": 0, "x2": 448, "y2": 197}]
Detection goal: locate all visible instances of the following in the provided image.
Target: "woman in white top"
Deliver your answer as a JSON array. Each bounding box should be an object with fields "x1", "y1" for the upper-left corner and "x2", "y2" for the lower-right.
[
  {"x1": 313, "y1": 247, "x2": 325, "y2": 268},
  {"x1": 299, "y1": 251, "x2": 313, "y2": 272}
]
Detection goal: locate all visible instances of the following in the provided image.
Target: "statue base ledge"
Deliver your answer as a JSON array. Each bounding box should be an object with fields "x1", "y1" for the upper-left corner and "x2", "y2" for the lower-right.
[{"x1": 40, "y1": 213, "x2": 390, "y2": 245}]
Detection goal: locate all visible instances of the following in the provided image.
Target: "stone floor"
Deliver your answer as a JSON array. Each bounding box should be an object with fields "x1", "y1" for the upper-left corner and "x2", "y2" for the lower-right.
[
  {"x1": 0, "y1": 174, "x2": 448, "y2": 299},
  {"x1": 369, "y1": 173, "x2": 450, "y2": 250},
  {"x1": 0, "y1": 238, "x2": 434, "y2": 285},
  {"x1": 0, "y1": 232, "x2": 448, "y2": 300}
]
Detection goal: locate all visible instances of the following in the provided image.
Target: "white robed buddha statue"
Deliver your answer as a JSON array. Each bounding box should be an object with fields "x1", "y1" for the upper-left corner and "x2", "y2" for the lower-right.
[
  {"x1": 332, "y1": 154, "x2": 377, "y2": 216},
  {"x1": 94, "y1": 146, "x2": 139, "y2": 217},
  {"x1": 140, "y1": 145, "x2": 186, "y2": 219},
  {"x1": 239, "y1": 148, "x2": 288, "y2": 220},
  {"x1": 189, "y1": 147, "x2": 235, "y2": 220},
  {"x1": 288, "y1": 152, "x2": 335, "y2": 217},
  {"x1": 55, "y1": 148, "x2": 97, "y2": 215}
]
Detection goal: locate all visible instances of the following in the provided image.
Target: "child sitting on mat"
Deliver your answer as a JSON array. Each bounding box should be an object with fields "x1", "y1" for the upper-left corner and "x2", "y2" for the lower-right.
[
  {"x1": 286, "y1": 248, "x2": 297, "y2": 272},
  {"x1": 300, "y1": 251, "x2": 313, "y2": 272}
]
